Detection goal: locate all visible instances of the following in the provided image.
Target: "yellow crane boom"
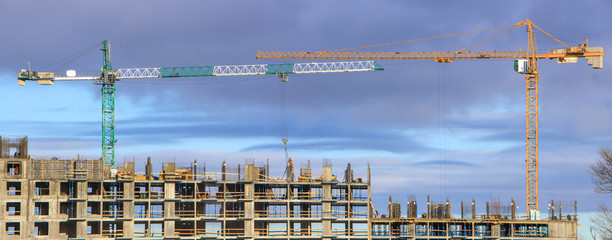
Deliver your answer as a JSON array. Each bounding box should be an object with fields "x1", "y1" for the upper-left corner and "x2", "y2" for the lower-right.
[{"x1": 255, "y1": 19, "x2": 604, "y2": 217}]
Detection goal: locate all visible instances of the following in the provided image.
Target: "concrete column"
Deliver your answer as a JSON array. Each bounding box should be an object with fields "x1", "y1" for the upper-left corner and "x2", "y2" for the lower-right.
[
  {"x1": 123, "y1": 220, "x2": 134, "y2": 238},
  {"x1": 244, "y1": 180, "x2": 254, "y2": 236},
  {"x1": 164, "y1": 220, "x2": 175, "y2": 238},
  {"x1": 323, "y1": 220, "x2": 332, "y2": 236},
  {"x1": 244, "y1": 183, "x2": 253, "y2": 200},
  {"x1": 123, "y1": 201, "x2": 134, "y2": 219},
  {"x1": 322, "y1": 166, "x2": 332, "y2": 237},
  {"x1": 48, "y1": 221, "x2": 61, "y2": 239},
  {"x1": 244, "y1": 164, "x2": 255, "y2": 182},
  {"x1": 77, "y1": 181, "x2": 86, "y2": 199},
  {"x1": 49, "y1": 181, "x2": 60, "y2": 197},
  {"x1": 75, "y1": 201, "x2": 86, "y2": 219},
  {"x1": 0, "y1": 180, "x2": 6, "y2": 197},
  {"x1": 322, "y1": 166, "x2": 332, "y2": 182},
  {"x1": 75, "y1": 221, "x2": 87, "y2": 239},
  {"x1": 49, "y1": 199, "x2": 59, "y2": 218},
  {"x1": 165, "y1": 182, "x2": 175, "y2": 199},
  {"x1": 492, "y1": 224, "x2": 500, "y2": 237},
  {"x1": 123, "y1": 182, "x2": 134, "y2": 199},
  {"x1": 244, "y1": 214, "x2": 254, "y2": 237},
  {"x1": 28, "y1": 181, "x2": 36, "y2": 198},
  {"x1": 165, "y1": 201, "x2": 176, "y2": 218}
]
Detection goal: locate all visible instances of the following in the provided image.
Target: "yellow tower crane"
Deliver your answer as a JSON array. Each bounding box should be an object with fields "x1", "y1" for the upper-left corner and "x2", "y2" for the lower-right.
[{"x1": 255, "y1": 19, "x2": 604, "y2": 217}]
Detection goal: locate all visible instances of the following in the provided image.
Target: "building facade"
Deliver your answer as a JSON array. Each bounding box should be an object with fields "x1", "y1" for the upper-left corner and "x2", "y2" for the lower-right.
[{"x1": 0, "y1": 137, "x2": 577, "y2": 240}]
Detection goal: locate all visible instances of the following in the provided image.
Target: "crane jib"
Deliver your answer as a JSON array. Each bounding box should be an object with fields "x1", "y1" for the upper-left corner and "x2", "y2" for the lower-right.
[{"x1": 145, "y1": 61, "x2": 383, "y2": 79}]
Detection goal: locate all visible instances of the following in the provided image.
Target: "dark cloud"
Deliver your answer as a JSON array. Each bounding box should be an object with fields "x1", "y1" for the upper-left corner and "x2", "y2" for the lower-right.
[
  {"x1": 241, "y1": 137, "x2": 430, "y2": 154},
  {"x1": 413, "y1": 159, "x2": 476, "y2": 167}
]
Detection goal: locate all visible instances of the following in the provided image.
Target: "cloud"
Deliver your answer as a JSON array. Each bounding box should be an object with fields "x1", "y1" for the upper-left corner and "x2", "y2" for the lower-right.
[
  {"x1": 1, "y1": 0, "x2": 611, "y2": 214},
  {"x1": 413, "y1": 159, "x2": 476, "y2": 167}
]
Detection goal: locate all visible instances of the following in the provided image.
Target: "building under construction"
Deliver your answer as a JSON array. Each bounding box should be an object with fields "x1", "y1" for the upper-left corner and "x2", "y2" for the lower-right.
[{"x1": 0, "y1": 136, "x2": 578, "y2": 239}]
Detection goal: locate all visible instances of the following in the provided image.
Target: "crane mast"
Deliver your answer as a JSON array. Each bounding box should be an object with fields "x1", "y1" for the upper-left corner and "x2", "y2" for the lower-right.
[
  {"x1": 255, "y1": 19, "x2": 604, "y2": 216},
  {"x1": 524, "y1": 22, "x2": 540, "y2": 216},
  {"x1": 17, "y1": 41, "x2": 383, "y2": 168},
  {"x1": 100, "y1": 40, "x2": 117, "y2": 167}
]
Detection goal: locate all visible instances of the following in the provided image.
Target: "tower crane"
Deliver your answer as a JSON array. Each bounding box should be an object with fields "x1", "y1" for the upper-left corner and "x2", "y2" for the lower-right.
[
  {"x1": 255, "y1": 19, "x2": 604, "y2": 217},
  {"x1": 17, "y1": 40, "x2": 384, "y2": 168}
]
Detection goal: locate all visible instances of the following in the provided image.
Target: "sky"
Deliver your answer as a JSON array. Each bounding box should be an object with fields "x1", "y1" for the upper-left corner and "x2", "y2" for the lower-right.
[{"x1": 1, "y1": 0, "x2": 611, "y2": 237}]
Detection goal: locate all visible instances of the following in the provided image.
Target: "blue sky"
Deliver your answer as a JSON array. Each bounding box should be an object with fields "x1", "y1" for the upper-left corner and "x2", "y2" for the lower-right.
[{"x1": 1, "y1": 1, "x2": 611, "y2": 236}]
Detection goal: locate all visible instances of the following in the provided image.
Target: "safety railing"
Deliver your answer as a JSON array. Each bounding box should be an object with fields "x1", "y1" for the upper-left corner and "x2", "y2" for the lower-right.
[
  {"x1": 224, "y1": 210, "x2": 244, "y2": 218},
  {"x1": 450, "y1": 229, "x2": 474, "y2": 237},
  {"x1": 6, "y1": 229, "x2": 20, "y2": 236},
  {"x1": 103, "y1": 191, "x2": 124, "y2": 199},
  {"x1": 175, "y1": 228, "x2": 195, "y2": 237},
  {"x1": 134, "y1": 210, "x2": 147, "y2": 218},
  {"x1": 149, "y1": 230, "x2": 164, "y2": 237},
  {"x1": 291, "y1": 210, "x2": 323, "y2": 218},
  {"x1": 515, "y1": 228, "x2": 547, "y2": 238},
  {"x1": 150, "y1": 190, "x2": 164, "y2": 199},
  {"x1": 196, "y1": 191, "x2": 220, "y2": 199},
  {"x1": 390, "y1": 228, "x2": 415, "y2": 236},
  {"x1": 195, "y1": 229, "x2": 222, "y2": 236},
  {"x1": 429, "y1": 228, "x2": 448, "y2": 236},
  {"x1": 415, "y1": 225, "x2": 427, "y2": 236},
  {"x1": 196, "y1": 212, "x2": 222, "y2": 218},
  {"x1": 222, "y1": 191, "x2": 245, "y2": 199},
  {"x1": 352, "y1": 194, "x2": 368, "y2": 201},
  {"x1": 332, "y1": 229, "x2": 351, "y2": 236},
  {"x1": 331, "y1": 192, "x2": 348, "y2": 200},
  {"x1": 176, "y1": 209, "x2": 196, "y2": 218},
  {"x1": 196, "y1": 191, "x2": 245, "y2": 200},
  {"x1": 290, "y1": 228, "x2": 325, "y2": 236},
  {"x1": 150, "y1": 209, "x2": 164, "y2": 218},
  {"x1": 102, "y1": 210, "x2": 123, "y2": 218},
  {"x1": 351, "y1": 229, "x2": 369, "y2": 236},
  {"x1": 35, "y1": 187, "x2": 50, "y2": 196},
  {"x1": 176, "y1": 193, "x2": 195, "y2": 199},
  {"x1": 175, "y1": 228, "x2": 248, "y2": 237},
  {"x1": 255, "y1": 210, "x2": 288, "y2": 218},
  {"x1": 290, "y1": 210, "x2": 319, "y2": 218},
  {"x1": 7, "y1": 210, "x2": 21, "y2": 216},
  {"x1": 7, "y1": 189, "x2": 21, "y2": 196},
  {"x1": 133, "y1": 229, "x2": 148, "y2": 238},
  {"x1": 474, "y1": 228, "x2": 492, "y2": 237},
  {"x1": 350, "y1": 210, "x2": 368, "y2": 218},
  {"x1": 224, "y1": 228, "x2": 246, "y2": 236},
  {"x1": 254, "y1": 192, "x2": 287, "y2": 200},
  {"x1": 254, "y1": 228, "x2": 289, "y2": 236},
  {"x1": 101, "y1": 229, "x2": 123, "y2": 238},
  {"x1": 331, "y1": 209, "x2": 348, "y2": 218},
  {"x1": 294, "y1": 191, "x2": 323, "y2": 200},
  {"x1": 134, "y1": 191, "x2": 148, "y2": 199}
]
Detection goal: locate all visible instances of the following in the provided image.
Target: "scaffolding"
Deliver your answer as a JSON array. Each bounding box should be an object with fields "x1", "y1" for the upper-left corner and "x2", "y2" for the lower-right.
[{"x1": 0, "y1": 139, "x2": 578, "y2": 240}]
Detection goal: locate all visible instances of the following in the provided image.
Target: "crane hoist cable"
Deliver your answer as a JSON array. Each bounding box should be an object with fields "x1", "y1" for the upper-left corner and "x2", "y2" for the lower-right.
[
  {"x1": 279, "y1": 73, "x2": 292, "y2": 181},
  {"x1": 279, "y1": 80, "x2": 289, "y2": 145},
  {"x1": 436, "y1": 62, "x2": 452, "y2": 201},
  {"x1": 37, "y1": 43, "x2": 99, "y2": 71}
]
